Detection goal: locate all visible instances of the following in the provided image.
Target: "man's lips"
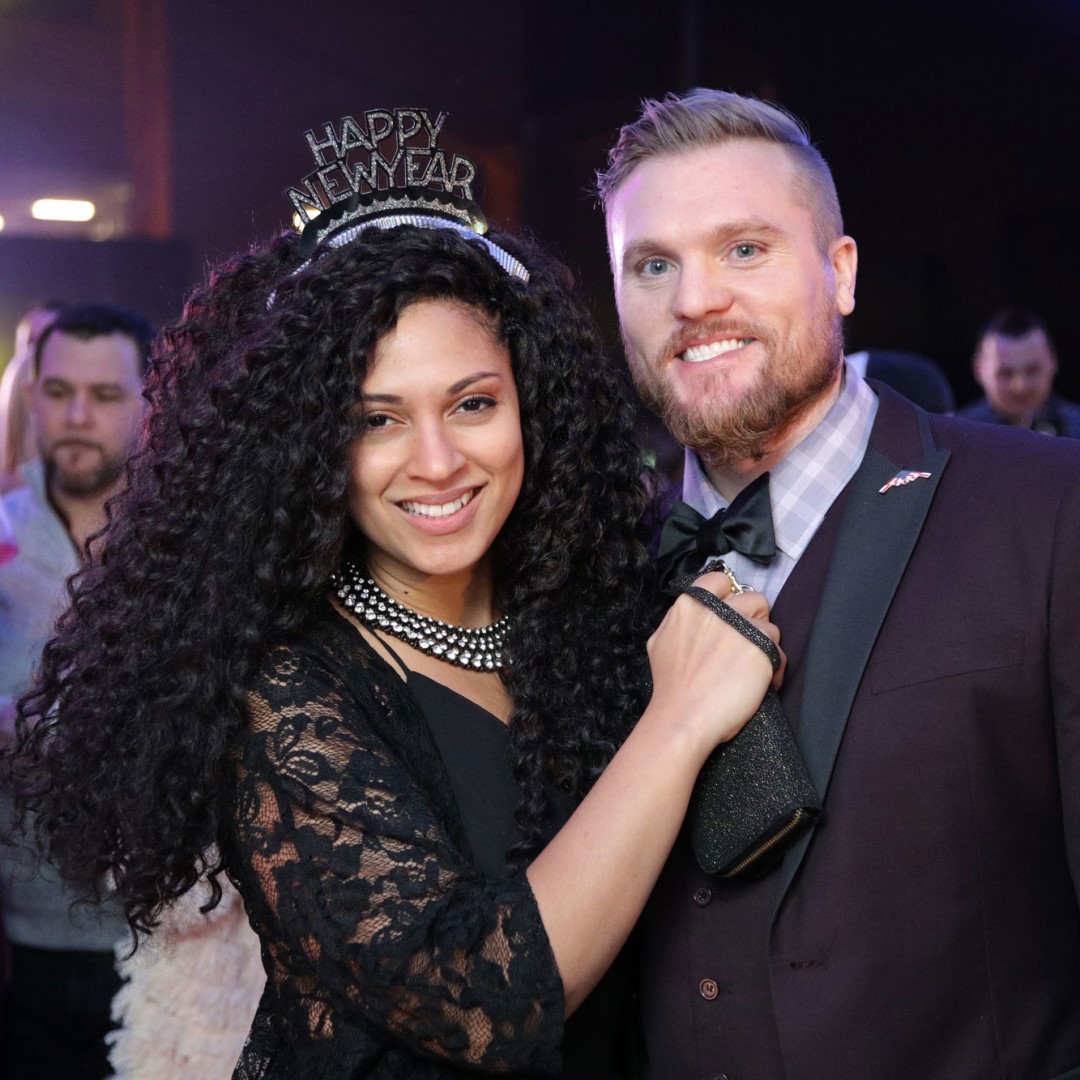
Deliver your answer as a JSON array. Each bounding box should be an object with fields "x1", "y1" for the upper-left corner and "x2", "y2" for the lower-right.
[
  {"x1": 53, "y1": 440, "x2": 103, "y2": 453},
  {"x1": 678, "y1": 337, "x2": 754, "y2": 363}
]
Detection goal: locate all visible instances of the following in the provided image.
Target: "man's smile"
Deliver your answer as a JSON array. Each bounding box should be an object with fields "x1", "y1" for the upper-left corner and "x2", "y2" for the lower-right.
[{"x1": 679, "y1": 338, "x2": 755, "y2": 363}]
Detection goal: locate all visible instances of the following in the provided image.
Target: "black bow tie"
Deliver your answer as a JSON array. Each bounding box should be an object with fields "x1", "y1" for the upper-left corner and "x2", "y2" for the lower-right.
[{"x1": 656, "y1": 472, "x2": 777, "y2": 587}]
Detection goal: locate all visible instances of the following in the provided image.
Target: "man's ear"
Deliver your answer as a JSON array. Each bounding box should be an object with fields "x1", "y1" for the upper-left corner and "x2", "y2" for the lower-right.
[
  {"x1": 972, "y1": 338, "x2": 990, "y2": 388},
  {"x1": 831, "y1": 236, "x2": 857, "y2": 316}
]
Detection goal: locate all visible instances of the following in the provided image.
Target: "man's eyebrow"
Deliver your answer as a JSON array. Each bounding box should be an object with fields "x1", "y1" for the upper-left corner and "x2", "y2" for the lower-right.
[
  {"x1": 620, "y1": 239, "x2": 670, "y2": 274},
  {"x1": 717, "y1": 219, "x2": 787, "y2": 243},
  {"x1": 40, "y1": 377, "x2": 131, "y2": 391}
]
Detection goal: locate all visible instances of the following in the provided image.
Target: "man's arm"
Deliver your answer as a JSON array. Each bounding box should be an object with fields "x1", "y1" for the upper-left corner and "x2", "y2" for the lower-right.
[{"x1": 1048, "y1": 461, "x2": 1080, "y2": 896}]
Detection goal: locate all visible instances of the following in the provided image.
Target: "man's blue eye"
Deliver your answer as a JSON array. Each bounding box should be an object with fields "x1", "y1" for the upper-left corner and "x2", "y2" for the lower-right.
[{"x1": 642, "y1": 258, "x2": 670, "y2": 277}]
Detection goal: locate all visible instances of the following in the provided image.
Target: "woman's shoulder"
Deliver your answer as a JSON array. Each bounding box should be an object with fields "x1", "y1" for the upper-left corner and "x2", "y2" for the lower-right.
[
  {"x1": 244, "y1": 600, "x2": 428, "y2": 756},
  {"x1": 241, "y1": 602, "x2": 394, "y2": 740},
  {"x1": 253, "y1": 602, "x2": 384, "y2": 693},
  {"x1": 240, "y1": 600, "x2": 464, "y2": 837}
]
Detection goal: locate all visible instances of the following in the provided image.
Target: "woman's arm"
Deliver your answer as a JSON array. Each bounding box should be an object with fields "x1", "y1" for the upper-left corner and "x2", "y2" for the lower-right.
[{"x1": 528, "y1": 571, "x2": 778, "y2": 1014}]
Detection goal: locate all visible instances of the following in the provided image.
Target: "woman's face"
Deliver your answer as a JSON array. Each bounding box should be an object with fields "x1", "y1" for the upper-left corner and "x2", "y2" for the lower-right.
[{"x1": 348, "y1": 298, "x2": 525, "y2": 588}]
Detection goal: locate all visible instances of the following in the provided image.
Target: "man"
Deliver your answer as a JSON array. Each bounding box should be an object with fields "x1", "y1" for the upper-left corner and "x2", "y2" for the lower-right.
[
  {"x1": 1, "y1": 302, "x2": 153, "y2": 1078},
  {"x1": 960, "y1": 306, "x2": 1080, "y2": 436},
  {"x1": 600, "y1": 89, "x2": 1080, "y2": 1080}
]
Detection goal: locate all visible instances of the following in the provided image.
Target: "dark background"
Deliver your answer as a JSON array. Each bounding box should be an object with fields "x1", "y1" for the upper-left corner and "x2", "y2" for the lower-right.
[{"x1": 2, "y1": 0, "x2": 1078, "y2": 407}]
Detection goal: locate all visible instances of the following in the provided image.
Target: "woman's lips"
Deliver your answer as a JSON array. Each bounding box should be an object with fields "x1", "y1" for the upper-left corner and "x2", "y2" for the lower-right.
[
  {"x1": 399, "y1": 489, "x2": 475, "y2": 518},
  {"x1": 395, "y1": 487, "x2": 482, "y2": 534}
]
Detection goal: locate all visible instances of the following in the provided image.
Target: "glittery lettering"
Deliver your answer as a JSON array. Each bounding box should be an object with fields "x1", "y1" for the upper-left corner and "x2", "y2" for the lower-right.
[
  {"x1": 395, "y1": 109, "x2": 423, "y2": 144},
  {"x1": 365, "y1": 109, "x2": 395, "y2": 145},
  {"x1": 338, "y1": 116, "x2": 374, "y2": 154},
  {"x1": 304, "y1": 123, "x2": 340, "y2": 167},
  {"x1": 419, "y1": 109, "x2": 447, "y2": 144},
  {"x1": 285, "y1": 174, "x2": 326, "y2": 220},
  {"x1": 448, "y1": 155, "x2": 476, "y2": 200},
  {"x1": 421, "y1": 150, "x2": 451, "y2": 191},
  {"x1": 317, "y1": 163, "x2": 353, "y2": 202},
  {"x1": 283, "y1": 108, "x2": 519, "y2": 274},
  {"x1": 405, "y1": 148, "x2": 431, "y2": 186}
]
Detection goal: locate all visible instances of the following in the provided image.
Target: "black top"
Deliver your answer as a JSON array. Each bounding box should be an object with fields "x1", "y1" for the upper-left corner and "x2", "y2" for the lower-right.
[
  {"x1": 407, "y1": 671, "x2": 522, "y2": 880},
  {"x1": 225, "y1": 605, "x2": 629, "y2": 1079},
  {"x1": 407, "y1": 667, "x2": 632, "y2": 1079}
]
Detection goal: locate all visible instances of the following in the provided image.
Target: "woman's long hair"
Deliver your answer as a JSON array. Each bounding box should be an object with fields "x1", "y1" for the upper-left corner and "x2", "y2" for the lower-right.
[{"x1": 6, "y1": 224, "x2": 657, "y2": 936}]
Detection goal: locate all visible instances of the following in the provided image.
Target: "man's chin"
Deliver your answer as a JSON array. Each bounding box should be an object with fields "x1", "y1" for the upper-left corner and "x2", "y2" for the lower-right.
[{"x1": 49, "y1": 466, "x2": 122, "y2": 499}]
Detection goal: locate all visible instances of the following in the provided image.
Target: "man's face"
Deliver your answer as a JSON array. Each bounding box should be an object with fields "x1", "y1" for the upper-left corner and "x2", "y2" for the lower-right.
[
  {"x1": 27, "y1": 331, "x2": 146, "y2": 498},
  {"x1": 974, "y1": 329, "x2": 1057, "y2": 425},
  {"x1": 606, "y1": 140, "x2": 857, "y2": 466}
]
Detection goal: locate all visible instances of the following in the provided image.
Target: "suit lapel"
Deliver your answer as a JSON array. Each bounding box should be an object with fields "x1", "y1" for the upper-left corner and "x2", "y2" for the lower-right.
[{"x1": 775, "y1": 386, "x2": 951, "y2": 901}]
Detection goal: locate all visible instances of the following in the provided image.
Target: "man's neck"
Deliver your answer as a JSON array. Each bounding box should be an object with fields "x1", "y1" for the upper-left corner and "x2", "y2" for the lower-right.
[
  {"x1": 701, "y1": 370, "x2": 844, "y2": 501},
  {"x1": 47, "y1": 482, "x2": 119, "y2": 555}
]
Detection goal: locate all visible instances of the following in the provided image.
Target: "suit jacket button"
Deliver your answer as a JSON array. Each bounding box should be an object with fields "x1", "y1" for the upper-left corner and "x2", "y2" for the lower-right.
[
  {"x1": 699, "y1": 977, "x2": 719, "y2": 1000},
  {"x1": 693, "y1": 885, "x2": 713, "y2": 907}
]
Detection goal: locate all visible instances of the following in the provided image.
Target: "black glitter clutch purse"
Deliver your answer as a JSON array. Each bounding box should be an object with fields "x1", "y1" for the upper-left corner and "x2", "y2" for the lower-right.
[{"x1": 673, "y1": 575, "x2": 822, "y2": 877}]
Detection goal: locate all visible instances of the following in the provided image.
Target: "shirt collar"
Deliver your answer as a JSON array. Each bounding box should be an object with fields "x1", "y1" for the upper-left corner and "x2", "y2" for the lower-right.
[
  {"x1": 17, "y1": 456, "x2": 49, "y2": 509},
  {"x1": 682, "y1": 361, "x2": 878, "y2": 561}
]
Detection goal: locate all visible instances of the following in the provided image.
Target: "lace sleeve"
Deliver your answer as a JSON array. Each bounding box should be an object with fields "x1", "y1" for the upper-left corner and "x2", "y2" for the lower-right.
[{"x1": 227, "y1": 640, "x2": 565, "y2": 1075}]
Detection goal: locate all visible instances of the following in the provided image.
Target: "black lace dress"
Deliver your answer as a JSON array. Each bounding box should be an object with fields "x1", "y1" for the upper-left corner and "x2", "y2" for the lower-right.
[{"x1": 224, "y1": 604, "x2": 630, "y2": 1078}]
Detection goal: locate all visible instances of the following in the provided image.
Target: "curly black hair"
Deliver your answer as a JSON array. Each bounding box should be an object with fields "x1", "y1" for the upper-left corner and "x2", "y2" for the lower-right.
[{"x1": 5, "y1": 223, "x2": 658, "y2": 938}]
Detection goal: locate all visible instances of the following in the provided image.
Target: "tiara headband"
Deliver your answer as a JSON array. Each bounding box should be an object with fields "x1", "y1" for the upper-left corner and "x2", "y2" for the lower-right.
[{"x1": 284, "y1": 108, "x2": 529, "y2": 282}]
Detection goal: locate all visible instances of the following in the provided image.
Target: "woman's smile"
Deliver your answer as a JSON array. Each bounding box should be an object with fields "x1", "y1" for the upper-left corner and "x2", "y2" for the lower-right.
[{"x1": 396, "y1": 486, "x2": 483, "y2": 534}]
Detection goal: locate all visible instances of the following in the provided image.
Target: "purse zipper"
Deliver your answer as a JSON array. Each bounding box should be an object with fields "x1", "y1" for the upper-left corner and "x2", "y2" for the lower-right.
[{"x1": 718, "y1": 808, "x2": 809, "y2": 878}]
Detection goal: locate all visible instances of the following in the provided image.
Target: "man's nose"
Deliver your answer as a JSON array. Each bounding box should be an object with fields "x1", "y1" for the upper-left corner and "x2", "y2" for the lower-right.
[
  {"x1": 671, "y1": 260, "x2": 735, "y2": 322},
  {"x1": 66, "y1": 391, "x2": 93, "y2": 426}
]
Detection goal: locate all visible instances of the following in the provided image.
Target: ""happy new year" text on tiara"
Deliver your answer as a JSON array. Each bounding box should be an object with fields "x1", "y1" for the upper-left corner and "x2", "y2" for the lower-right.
[{"x1": 284, "y1": 108, "x2": 529, "y2": 282}]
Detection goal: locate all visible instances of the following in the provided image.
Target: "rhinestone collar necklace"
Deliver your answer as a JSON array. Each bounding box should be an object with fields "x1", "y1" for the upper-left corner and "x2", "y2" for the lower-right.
[{"x1": 332, "y1": 561, "x2": 509, "y2": 671}]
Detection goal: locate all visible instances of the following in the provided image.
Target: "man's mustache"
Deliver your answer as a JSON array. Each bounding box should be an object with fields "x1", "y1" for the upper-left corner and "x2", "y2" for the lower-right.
[
  {"x1": 659, "y1": 319, "x2": 773, "y2": 365},
  {"x1": 52, "y1": 439, "x2": 104, "y2": 453}
]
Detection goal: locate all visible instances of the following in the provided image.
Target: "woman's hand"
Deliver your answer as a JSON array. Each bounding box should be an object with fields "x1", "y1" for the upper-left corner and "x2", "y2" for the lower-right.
[
  {"x1": 528, "y1": 572, "x2": 786, "y2": 1015},
  {"x1": 646, "y1": 571, "x2": 784, "y2": 759}
]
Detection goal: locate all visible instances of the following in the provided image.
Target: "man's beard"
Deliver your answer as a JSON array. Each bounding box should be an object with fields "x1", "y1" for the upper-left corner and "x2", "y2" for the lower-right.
[
  {"x1": 627, "y1": 301, "x2": 845, "y2": 471},
  {"x1": 44, "y1": 441, "x2": 128, "y2": 498}
]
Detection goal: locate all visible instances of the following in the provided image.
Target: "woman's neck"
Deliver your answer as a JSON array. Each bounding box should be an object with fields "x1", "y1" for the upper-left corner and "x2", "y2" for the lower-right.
[{"x1": 364, "y1": 556, "x2": 499, "y2": 628}]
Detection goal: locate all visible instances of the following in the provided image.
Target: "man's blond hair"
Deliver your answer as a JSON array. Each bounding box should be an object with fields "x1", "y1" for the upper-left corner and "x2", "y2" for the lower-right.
[{"x1": 597, "y1": 88, "x2": 843, "y2": 253}]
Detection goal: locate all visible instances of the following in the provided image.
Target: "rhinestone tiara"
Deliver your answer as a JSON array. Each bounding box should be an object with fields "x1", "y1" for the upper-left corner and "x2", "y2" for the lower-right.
[{"x1": 284, "y1": 108, "x2": 529, "y2": 281}]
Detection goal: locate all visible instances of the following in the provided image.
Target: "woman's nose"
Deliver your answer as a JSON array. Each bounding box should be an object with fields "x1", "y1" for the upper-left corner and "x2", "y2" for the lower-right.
[{"x1": 406, "y1": 422, "x2": 467, "y2": 480}]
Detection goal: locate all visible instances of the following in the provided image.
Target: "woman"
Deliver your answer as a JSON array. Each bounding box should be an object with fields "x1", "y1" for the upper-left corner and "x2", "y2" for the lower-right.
[{"x1": 8, "y1": 184, "x2": 779, "y2": 1076}]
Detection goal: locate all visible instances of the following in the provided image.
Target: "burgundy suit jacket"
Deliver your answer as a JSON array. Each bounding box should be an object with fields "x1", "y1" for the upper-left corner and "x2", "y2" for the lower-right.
[{"x1": 639, "y1": 383, "x2": 1080, "y2": 1080}]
